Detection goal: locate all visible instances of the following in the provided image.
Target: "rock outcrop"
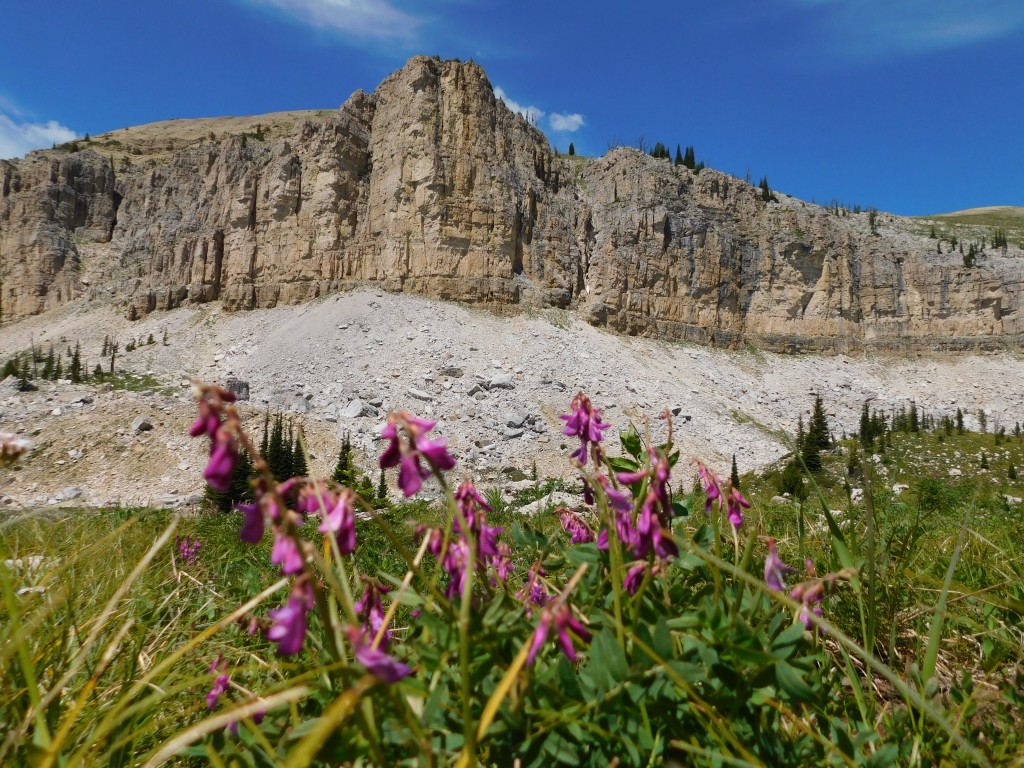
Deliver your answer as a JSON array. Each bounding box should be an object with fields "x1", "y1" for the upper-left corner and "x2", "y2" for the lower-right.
[{"x1": 2, "y1": 55, "x2": 1022, "y2": 352}]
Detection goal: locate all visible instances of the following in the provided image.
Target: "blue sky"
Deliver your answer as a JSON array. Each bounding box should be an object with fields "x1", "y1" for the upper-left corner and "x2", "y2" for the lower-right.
[{"x1": 1, "y1": 0, "x2": 1021, "y2": 215}]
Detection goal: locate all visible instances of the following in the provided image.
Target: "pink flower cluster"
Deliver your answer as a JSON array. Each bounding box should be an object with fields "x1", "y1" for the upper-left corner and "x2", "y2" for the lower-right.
[
  {"x1": 379, "y1": 412, "x2": 455, "y2": 497},
  {"x1": 763, "y1": 539, "x2": 848, "y2": 631},
  {"x1": 421, "y1": 481, "x2": 512, "y2": 600},
  {"x1": 176, "y1": 535, "x2": 202, "y2": 566},
  {"x1": 561, "y1": 392, "x2": 611, "y2": 466},
  {"x1": 695, "y1": 461, "x2": 750, "y2": 530},
  {"x1": 191, "y1": 385, "x2": 240, "y2": 493}
]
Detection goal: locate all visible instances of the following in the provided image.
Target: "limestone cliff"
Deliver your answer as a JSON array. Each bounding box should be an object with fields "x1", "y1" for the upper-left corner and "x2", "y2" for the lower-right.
[{"x1": 1, "y1": 56, "x2": 1021, "y2": 352}]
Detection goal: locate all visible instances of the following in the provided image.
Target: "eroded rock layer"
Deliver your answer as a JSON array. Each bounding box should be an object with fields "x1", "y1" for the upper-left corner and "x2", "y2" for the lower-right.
[{"x1": 2, "y1": 56, "x2": 1021, "y2": 352}]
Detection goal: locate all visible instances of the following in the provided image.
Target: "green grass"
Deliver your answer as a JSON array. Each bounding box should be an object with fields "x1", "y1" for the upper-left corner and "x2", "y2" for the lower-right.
[
  {"x1": 96, "y1": 371, "x2": 178, "y2": 397},
  {"x1": 914, "y1": 206, "x2": 1024, "y2": 249},
  {"x1": 4, "y1": 424, "x2": 1023, "y2": 766},
  {"x1": 739, "y1": 428, "x2": 1024, "y2": 693}
]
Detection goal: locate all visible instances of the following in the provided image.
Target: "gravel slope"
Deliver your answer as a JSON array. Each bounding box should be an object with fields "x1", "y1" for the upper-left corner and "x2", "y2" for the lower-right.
[{"x1": 2, "y1": 290, "x2": 1023, "y2": 509}]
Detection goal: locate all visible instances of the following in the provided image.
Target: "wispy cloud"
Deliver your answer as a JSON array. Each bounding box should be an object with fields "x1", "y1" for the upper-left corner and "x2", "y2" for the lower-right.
[
  {"x1": 787, "y1": 0, "x2": 1024, "y2": 57},
  {"x1": 0, "y1": 106, "x2": 77, "y2": 160},
  {"x1": 494, "y1": 86, "x2": 544, "y2": 125},
  {"x1": 549, "y1": 112, "x2": 584, "y2": 133},
  {"x1": 240, "y1": 0, "x2": 420, "y2": 41}
]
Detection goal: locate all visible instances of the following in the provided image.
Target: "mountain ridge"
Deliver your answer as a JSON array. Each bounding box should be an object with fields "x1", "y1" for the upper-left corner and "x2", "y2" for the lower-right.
[{"x1": 1, "y1": 55, "x2": 1022, "y2": 353}]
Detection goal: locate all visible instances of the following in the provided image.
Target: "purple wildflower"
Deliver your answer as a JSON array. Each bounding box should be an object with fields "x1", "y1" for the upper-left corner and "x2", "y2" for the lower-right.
[
  {"x1": 205, "y1": 656, "x2": 230, "y2": 710},
  {"x1": 560, "y1": 392, "x2": 611, "y2": 466},
  {"x1": 726, "y1": 487, "x2": 750, "y2": 530},
  {"x1": 267, "y1": 581, "x2": 314, "y2": 656},
  {"x1": 237, "y1": 500, "x2": 264, "y2": 544},
  {"x1": 355, "y1": 580, "x2": 391, "y2": 649},
  {"x1": 442, "y1": 539, "x2": 471, "y2": 600},
  {"x1": 585, "y1": 474, "x2": 633, "y2": 514},
  {"x1": 176, "y1": 535, "x2": 202, "y2": 566},
  {"x1": 379, "y1": 412, "x2": 456, "y2": 497},
  {"x1": 298, "y1": 481, "x2": 332, "y2": 516},
  {"x1": 634, "y1": 491, "x2": 678, "y2": 559},
  {"x1": 764, "y1": 537, "x2": 795, "y2": 592},
  {"x1": 596, "y1": 503, "x2": 640, "y2": 553},
  {"x1": 558, "y1": 507, "x2": 594, "y2": 544},
  {"x1": 516, "y1": 562, "x2": 550, "y2": 615},
  {"x1": 623, "y1": 561, "x2": 647, "y2": 595},
  {"x1": 696, "y1": 462, "x2": 723, "y2": 514},
  {"x1": 454, "y1": 481, "x2": 491, "y2": 532},
  {"x1": 492, "y1": 542, "x2": 514, "y2": 582},
  {"x1": 203, "y1": 426, "x2": 239, "y2": 493},
  {"x1": 205, "y1": 674, "x2": 230, "y2": 710},
  {"x1": 790, "y1": 580, "x2": 827, "y2": 631},
  {"x1": 617, "y1": 449, "x2": 673, "y2": 517},
  {"x1": 347, "y1": 628, "x2": 412, "y2": 684},
  {"x1": 526, "y1": 603, "x2": 592, "y2": 665},
  {"x1": 270, "y1": 529, "x2": 305, "y2": 575},
  {"x1": 319, "y1": 488, "x2": 357, "y2": 555}
]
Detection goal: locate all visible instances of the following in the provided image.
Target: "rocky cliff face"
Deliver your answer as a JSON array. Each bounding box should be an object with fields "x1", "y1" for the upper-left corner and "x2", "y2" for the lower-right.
[{"x1": 2, "y1": 56, "x2": 1022, "y2": 352}]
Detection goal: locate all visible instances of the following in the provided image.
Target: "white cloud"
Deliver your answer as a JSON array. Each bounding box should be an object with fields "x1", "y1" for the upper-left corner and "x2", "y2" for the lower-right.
[
  {"x1": 494, "y1": 86, "x2": 544, "y2": 125},
  {"x1": 0, "y1": 113, "x2": 78, "y2": 161},
  {"x1": 241, "y1": 0, "x2": 419, "y2": 40},
  {"x1": 786, "y1": 0, "x2": 1024, "y2": 57},
  {"x1": 549, "y1": 112, "x2": 584, "y2": 133}
]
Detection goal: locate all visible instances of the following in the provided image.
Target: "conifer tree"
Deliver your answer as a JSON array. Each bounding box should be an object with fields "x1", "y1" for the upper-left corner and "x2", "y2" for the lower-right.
[
  {"x1": 568, "y1": 142, "x2": 575, "y2": 156},
  {"x1": 730, "y1": 454, "x2": 740, "y2": 489},
  {"x1": 18, "y1": 356, "x2": 33, "y2": 391},
  {"x1": 859, "y1": 401, "x2": 874, "y2": 449},
  {"x1": 70, "y1": 342, "x2": 82, "y2": 383},
  {"x1": 956, "y1": 407, "x2": 965, "y2": 434},
  {"x1": 41, "y1": 346, "x2": 54, "y2": 380},
  {"x1": 807, "y1": 395, "x2": 830, "y2": 452},
  {"x1": 332, "y1": 432, "x2": 356, "y2": 486},
  {"x1": 683, "y1": 145, "x2": 696, "y2": 170},
  {"x1": 377, "y1": 469, "x2": 388, "y2": 502},
  {"x1": 260, "y1": 411, "x2": 270, "y2": 459},
  {"x1": 291, "y1": 424, "x2": 309, "y2": 478},
  {"x1": 674, "y1": 145, "x2": 684, "y2": 166},
  {"x1": 267, "y1": 413, "x2": 288, "y2": 481}
]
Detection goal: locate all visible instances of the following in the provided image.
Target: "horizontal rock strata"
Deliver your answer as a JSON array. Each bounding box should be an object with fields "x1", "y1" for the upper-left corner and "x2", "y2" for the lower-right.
[{"x1": 2, "y1": 56, "x2": 1021, "y2": 352}]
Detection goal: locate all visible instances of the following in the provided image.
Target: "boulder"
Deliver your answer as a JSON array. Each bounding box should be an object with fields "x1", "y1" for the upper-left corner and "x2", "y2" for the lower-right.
[{"x1": 131, "y1": 416, "x2": 154, "y2": 433}]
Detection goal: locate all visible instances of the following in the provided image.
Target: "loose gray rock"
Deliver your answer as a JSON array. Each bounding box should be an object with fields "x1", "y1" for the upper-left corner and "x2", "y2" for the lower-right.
[
  {"x1": 438, "y1": 366, "x2": 464, "y2": 378},
  {"x1": 408, "y1": 388, "x2": 434, "y2": 402},
  {"x1": 55, "y1": 486, "x2": 83, "y2": 502},
  {"x1": 341, "y1": 398, "x2": 367, "y2": 419},
  {"x1": 225, "y1": 377, "x2": 250, "y2": 401},
  {"x1": 487, "y1": 373, "x2": 515, "y2": 390},
  {"x1": 131, "y1": 416, "x2": 154, "y2": 433},
  {"x1": 504, "y1": 411, "x2": 529, "y2": 428}
]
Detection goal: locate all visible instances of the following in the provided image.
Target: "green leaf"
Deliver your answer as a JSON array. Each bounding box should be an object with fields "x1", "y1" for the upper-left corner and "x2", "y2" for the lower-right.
[
  {"x1": 653, "y1": 616, "x2": 673, "y2": 660},
  {"x1": 608, "y1": 456, "x2": 639, "y2": 475},
  {"x1": 775, "y1": 660, "x2": 815, "y2": 703},
  {"x1": 771, "y1": 623, "x2": 807, "y2": 661},
  {"x1": 590, "y1": 628, "x2": 628, "y2": 688},
  {"x1": 620, "y1": 426, "x2": 643, "y2": 459},
  {"x1": 565, "y1": 542, "x2": 601, "y2": 567}
]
